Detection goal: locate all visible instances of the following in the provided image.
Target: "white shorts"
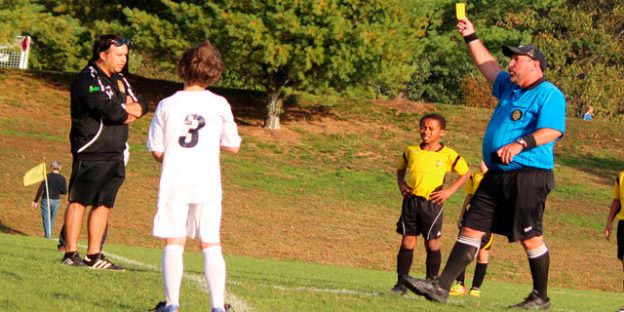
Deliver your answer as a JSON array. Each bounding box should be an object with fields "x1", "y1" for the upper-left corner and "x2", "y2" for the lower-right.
[{"x1": 152, "y1": 201, "x2": 222, "y2": 243}]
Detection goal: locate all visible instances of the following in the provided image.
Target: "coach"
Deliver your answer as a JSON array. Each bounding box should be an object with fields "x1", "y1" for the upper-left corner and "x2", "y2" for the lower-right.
[
  {"x1": 61, "y1": 34, "x2": 147, "y2": 270},
  {"x1": 401, "y1": 15, "x2": 566, "y2": 310}
]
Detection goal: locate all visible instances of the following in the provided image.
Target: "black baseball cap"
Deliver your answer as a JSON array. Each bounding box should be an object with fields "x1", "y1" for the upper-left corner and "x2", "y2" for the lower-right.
[{"x1": 502, "y1": 45, "x2": 547, "y2": 71}]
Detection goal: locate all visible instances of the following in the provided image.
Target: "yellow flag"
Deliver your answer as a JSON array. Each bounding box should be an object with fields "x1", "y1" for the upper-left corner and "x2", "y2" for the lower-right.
[{"x1": 23, "y1": 162, "x2": 47, "y2": 186}]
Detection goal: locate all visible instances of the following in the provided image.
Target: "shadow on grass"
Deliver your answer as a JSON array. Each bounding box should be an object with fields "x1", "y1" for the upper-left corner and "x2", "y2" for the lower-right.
[
  {"x1": 556, "y1": 154, "x2": 624, "y2": 184},
  {"x1": 0, "y1": 221, "x2": 27, "y2": 235}
]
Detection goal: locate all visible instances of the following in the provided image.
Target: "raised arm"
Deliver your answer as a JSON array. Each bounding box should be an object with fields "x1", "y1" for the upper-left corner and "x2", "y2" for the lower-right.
[{"x1": 457, "y1": 17, "x2": 502, "y2": 85}]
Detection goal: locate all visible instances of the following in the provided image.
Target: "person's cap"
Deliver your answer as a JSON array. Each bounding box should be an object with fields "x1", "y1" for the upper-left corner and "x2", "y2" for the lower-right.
[
  {"x1": 51, "y1": 160, "x2": 61, "y2": 170},
  {"x1": 502, "y1": 44, "x2": 547, "y2": 71}
]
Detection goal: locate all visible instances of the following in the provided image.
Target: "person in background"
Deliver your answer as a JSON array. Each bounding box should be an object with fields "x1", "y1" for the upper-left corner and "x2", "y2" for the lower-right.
[
  {"x1": 31, "y1": 160, "x2": 67, "y2": 239},
  {"x1": 449, "y1": 161, "x2": 492, "y2": 298},
  {"x1": 582, "y1": 106, "x2": 593, "y2": 121}
]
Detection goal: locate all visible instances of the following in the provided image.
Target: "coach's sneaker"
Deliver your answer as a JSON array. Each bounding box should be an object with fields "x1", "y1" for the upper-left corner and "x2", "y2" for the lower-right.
[
  {"x1": 389, "y1": 283, "x2": 407, "y2": 296},
  {"x1": 61, "y1": 252, "x2": 84, "y2": 266},
  {"x1": 469, "y1": 287, "x2": 481, "y2": 297},
  {"x1": 401, "y1": 275, "x2": 448, "y2": 303},
  {"x1": 509, "y1": 290, "x2": 550, "y2": 310},
  {"x1": 83, "y1": 253, "x2": 125, "y2": 271},
  {"x1": 449, "y1": 282, "x2": 467, "y2": 296}
]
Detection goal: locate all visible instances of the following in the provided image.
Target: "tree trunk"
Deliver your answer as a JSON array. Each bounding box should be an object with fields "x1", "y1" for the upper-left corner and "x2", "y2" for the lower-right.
[{"x1": 264, "y1": 88, "x2": 282, "y2": 130}]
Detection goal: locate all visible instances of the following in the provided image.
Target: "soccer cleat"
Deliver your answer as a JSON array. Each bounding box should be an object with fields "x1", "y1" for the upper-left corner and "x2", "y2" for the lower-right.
[
  {"x1": 400, "y1": 275, "x2": 448, "y2": 303},
  {"x1": 449, "y1": 283, "x2": 467, "y2": 296},
  {"x1": 83, "y1": 253, "x2": 125, "y2": 271},
  {"x1": 617, "y1": 305, "x2": 624, "y2": 312},
  {"x1": 509, "y1": 290, "x2": 550, "y2": 310},
  {"x1": 151, "y1": 301, "x2": 180, "y2": 312},
  {"x1": 212, "y1": 303, "x2": 233, "y2": 312},
  {"x1": 469, "y1": 287, "x2": 481, "y2": 297},
  {"x1": 389, "y1": 283, "x2": 407, "y2": 296},
  {"x1": 61, "y1": 253, "x2": 84, "y2": 266}
]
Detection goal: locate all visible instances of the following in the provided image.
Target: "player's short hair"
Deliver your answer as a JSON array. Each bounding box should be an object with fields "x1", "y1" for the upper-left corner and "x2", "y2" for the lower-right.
[
  {"x1": 178, "y1": 41, "x2": 224, "y2": 87},
  {"x1": 90, "y1": 34, "x2": 129, "y2": 62},
  {"x1": 51, "y1": 160, "x2": 61, "y2": 170},
  {"x1": 419, "y1": 113, "x2": 446, "y2": 130}
]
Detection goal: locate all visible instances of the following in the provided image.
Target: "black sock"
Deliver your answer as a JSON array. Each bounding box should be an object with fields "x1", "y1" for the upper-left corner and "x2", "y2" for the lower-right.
[
  {"x1": 63, "y1": 251, "x2": 77, "y2": 259},
  {"x1": 472, "y1": 262, "x2": 488, "y2": 288},
  {"x1": 87, "y1": 253, "x2": 101, "y2": 260},
  {"x1": 426, "y1": 249, "x2": 441, "y2": 279},
  {"x1": 437, "y1": 236, "x2": 480, "y2": 290},
  {"x1": 456, "y1": 269, "x2": 466, "y2": 285},
  {"x1": 396, "y1": 247, "x2": 414, "y2": 283},
  {"x1": 529, "y1": 250, "x2": 549, "y2": 299}
]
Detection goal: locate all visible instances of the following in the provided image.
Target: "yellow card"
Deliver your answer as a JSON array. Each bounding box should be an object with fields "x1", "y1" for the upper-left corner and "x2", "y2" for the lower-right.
[{"x1": 456, "y1": 3, "x2": 466, "y2": 20}]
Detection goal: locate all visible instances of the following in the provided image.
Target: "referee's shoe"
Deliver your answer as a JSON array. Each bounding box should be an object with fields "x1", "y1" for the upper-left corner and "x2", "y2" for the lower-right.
[
  {"x1": 509, "y1": 290, "x2": 550, "y2": 310},
  {"x1": 400, "y1": 275, "x2": 448, "y2": 303}
]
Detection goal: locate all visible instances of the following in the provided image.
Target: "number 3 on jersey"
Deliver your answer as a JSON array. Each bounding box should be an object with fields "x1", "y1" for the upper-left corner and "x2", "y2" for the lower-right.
[{"x1": 179, "y1": 114, "x2": 206, "y2": 148}]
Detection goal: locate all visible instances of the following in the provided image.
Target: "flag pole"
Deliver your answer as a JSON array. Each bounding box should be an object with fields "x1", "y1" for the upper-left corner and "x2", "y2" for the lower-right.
[{"x1": 43, "y1": 162, "x2": 51, "y2": 239}]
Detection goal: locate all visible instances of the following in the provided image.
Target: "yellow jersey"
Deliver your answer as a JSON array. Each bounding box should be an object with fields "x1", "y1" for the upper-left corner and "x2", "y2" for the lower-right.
[
  {"x1": 397, "y1": 144, "x2": 469, "y2": 200},
  {"x1": 464, "y1": 172, "x2": 484, "y2": 195},
  {"x1": 614, "y1": 171, "x2": 624, "y2": 220}
]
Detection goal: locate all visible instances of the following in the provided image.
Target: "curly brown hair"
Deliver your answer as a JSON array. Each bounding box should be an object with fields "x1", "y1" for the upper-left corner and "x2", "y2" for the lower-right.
[{"x1": 178, "y1": 41, "x2": 224, "y2": 87}]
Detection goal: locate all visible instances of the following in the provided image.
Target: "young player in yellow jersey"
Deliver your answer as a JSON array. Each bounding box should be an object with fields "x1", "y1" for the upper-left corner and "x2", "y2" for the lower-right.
[
  {"x1": 390, "y1": 113, "x2": 470, "y2": 295},
  {"x1": 450, "y1": 161, "x2": 492, "y2": 297},
  {"x1": 604, "y1": 170, "x2": 624, "y2": 312}
]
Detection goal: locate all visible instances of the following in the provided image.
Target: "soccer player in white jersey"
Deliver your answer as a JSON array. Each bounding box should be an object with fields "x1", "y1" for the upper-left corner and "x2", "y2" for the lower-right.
[{"x1": 147, "y1": 41, "x2": 241, "y2": 312}]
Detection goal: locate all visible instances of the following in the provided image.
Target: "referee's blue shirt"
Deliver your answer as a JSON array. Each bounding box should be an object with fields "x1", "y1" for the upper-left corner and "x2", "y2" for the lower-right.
[{"x1": 483, "y1": 71, "x2": 566, "y2": 171}]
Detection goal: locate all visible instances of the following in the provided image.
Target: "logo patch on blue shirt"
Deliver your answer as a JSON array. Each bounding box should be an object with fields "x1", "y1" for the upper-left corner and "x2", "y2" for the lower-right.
[{"x1": 511, "y1": 109, "x2": 523, "y2": 121}]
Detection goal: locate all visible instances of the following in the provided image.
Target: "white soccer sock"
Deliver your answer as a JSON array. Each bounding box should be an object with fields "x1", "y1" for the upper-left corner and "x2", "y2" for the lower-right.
[
  {"x1": 202, "y1": 245, "x2": 226, "y2": 309},
  {"x1": 163, "y1": 244, "x2": 185, "y2": 307}
]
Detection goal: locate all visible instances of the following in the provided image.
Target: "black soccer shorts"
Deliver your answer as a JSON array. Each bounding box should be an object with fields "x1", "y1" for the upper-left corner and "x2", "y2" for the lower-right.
[
  {"x1": 396, "y1": 195, "x2": 443, "y2": 240},
  {"x1": 617, "y1": 220, "x2": 624, "y2": 260},
  {"x1": 68, "y1": 159, "x2": 125, "y2": 208},
  {"x1": 463, "y1": 168, "x2": 554, "y2": 242}
]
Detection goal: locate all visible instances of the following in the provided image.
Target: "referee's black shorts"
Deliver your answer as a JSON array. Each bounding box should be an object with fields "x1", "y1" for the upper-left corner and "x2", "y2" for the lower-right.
[
  {"x1": 396, "y1": 195, "x2": 443, "y2": 240},
  {"x1": 463, "y1": 168, "x2": 554, "y2": 242},
  {"x1": 68, "y1": 159, "x2": 125, "y2": 208}
]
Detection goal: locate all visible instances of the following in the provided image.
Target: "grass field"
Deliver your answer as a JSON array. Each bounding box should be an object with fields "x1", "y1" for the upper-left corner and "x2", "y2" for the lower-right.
[
  {"x1": 1, "y1": 68, "x2": 624, "y2": 311},
  {"x1": 1, "y1": 233, "x2": 622, "y2": 312}
]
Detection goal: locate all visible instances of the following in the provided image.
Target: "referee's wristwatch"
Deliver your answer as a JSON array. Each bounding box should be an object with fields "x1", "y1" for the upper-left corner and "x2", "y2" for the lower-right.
[{"x1": 515, "y1": 137, "x2": 528, "y2": 149}]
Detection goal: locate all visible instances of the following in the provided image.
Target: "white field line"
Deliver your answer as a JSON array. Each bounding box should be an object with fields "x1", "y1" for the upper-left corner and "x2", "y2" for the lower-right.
[
  {"x1": 271, "y1": 284, "x2": 382, "y2": 297},
  {"x1": 76, "y1": 243, "x2": 252, "y2": 312}
]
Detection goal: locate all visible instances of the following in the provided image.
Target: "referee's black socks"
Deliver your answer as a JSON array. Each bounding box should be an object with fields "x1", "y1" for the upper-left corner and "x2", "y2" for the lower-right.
[
  {"x1": 436, "y1": 235, "x2": 480, "y2": 290},
  {"x1": 527, "y1": 244, "x2": 549, "y2": 299}
]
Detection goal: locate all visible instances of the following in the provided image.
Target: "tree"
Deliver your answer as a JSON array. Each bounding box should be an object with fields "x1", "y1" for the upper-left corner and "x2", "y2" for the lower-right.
[
  {"x1": 124, "y1": 0, "x2": 417, "y2": 129},
  {"x1": 0, "y1": 0, "x2": 86, "y2": 71}
]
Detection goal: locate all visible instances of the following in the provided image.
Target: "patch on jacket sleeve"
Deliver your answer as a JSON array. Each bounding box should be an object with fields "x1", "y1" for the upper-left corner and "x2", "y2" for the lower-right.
[{"x1": 89, "y1": 85, "x2": 101, "y2": 93}]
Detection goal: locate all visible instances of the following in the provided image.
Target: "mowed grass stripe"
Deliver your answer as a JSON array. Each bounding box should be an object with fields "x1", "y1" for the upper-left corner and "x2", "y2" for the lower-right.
[{"x1": 1, "y1": 232, "x2": 624, "y2": 311}]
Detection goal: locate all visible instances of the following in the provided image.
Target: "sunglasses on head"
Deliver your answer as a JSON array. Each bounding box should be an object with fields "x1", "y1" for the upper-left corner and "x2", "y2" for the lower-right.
[{"x1": 109, "y1": 38, "x2": 130, "y2": 47}]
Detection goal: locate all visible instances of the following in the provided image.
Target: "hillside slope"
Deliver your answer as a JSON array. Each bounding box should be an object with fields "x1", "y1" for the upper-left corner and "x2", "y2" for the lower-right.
[{"x1": 1, "y1": 69, "x2": 623, "y2": 292}]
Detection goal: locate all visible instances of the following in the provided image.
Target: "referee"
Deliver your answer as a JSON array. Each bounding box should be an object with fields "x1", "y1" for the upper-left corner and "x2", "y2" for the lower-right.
[{"x1": 401, "y1": 14, "x2": 566, "y2": 310}]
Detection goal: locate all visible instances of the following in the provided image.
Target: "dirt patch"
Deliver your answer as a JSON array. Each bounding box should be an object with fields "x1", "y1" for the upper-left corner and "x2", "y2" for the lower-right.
[
  {"x1": 239, "y1": 125, "x2": 301, "y2": 145},
  {"x1": 374, "y1": 98, "x2": 435, "y2": 114}
]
